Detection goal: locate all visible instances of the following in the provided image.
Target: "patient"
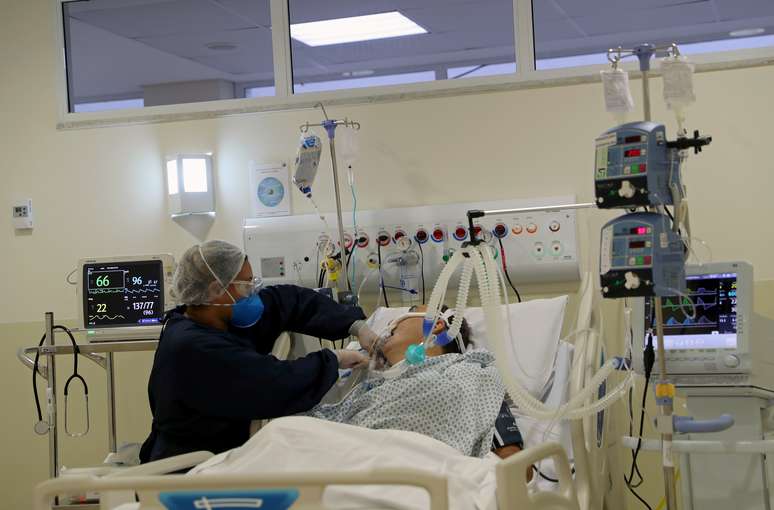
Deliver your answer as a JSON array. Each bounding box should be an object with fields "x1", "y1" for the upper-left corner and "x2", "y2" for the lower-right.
[{"x1": 303, "y1": 304, "x2": 528, "y2": 465}]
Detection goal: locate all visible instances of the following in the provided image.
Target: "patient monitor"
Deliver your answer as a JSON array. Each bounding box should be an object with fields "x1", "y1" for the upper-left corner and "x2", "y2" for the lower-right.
[
  {"x1": 632, "y1": 261, "x2": 774, "y2": 394},
  {"x1": 76, "y1": 255, "x2": 175, "y2": 342}
]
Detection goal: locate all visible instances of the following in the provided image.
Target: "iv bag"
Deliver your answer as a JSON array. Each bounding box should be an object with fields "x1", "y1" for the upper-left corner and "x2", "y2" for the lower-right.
[
  {"x1": 293, "y1": 133, "x2": 322, "y2": 195},
  {"x1": 601, "y1": 68, "x2": 635, "y2": 114},
  {"x1": 661, "y1": 56, "x2": 695, "y2": 110},
  {"x1": 337, "y1": 126, "x2": 360, "y2": 167}
]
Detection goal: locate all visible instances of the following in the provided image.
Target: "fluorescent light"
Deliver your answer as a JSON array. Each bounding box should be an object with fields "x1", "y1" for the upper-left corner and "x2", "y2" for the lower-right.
[
  {"x1": 291, "y1": 11, "x2": 427, "y2": 47},
  {"x1": 294, "y1": 71, "x2": 435, "y2": 94},
  {"x1": 182, "y1": 158, "x2": 208, "y2": 193},
  {"x1": 166, "y1": 160, "x2": 179, "y2": 195},
  {"x1": 729, "y1": 28, "x2": 765, "y2": 37}
]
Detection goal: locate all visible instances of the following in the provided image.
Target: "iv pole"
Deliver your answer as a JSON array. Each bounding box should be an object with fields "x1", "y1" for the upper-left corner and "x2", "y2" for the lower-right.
[
  {"x1": 608, "y1": 43, "x2": 679, "y2": 510},
  {"x1": 300, "y1": 103, "x2": 360, "y2": 292},
  {"x1": 464, "y1": 44, "x2": 706, "y2": 510},
  {"x1": 604, "y1": 43, "x2": 711, "y2": 510}
]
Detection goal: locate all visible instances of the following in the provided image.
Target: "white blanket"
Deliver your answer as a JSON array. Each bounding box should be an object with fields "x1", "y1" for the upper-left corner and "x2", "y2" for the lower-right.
[{"x1": 191, "y1": 416, "x2": 502, "y2": 510}]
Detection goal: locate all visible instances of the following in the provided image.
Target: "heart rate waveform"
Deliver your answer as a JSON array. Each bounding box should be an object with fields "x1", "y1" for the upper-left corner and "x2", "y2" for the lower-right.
[
  {"x1": 89, "y1": 287, "x2": 160, "y2": 294},
  {"x1": 663, "y1": 296, "x2": 693, "y2": 310},
  {"x1": 663, "y1": 295, "x2": 717, "y2": 311},
  {"x1": 647, "y1": 273, "x2": 737, "y2": 339},
  {"x1": 665, "y1": 315, "x2": 717, "y2": 327},
  {"x1": 688, "y1": 287, "x2": 717, "y2": 296},
  {"x1": 124, "y1": 288, "x2": 161, "y2": 294},
  {"x1": 88, "y1": 314, "x2": 126, "y2": 321}
]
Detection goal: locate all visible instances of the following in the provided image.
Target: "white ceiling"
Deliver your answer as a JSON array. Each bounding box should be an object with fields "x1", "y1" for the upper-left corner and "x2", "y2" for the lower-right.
[
  {"x1": 534, "y1": 0, "x2": 774, "y2": 57},
  {"x1": 64, "y1": 0, "x2": 774, "y2": 102}
]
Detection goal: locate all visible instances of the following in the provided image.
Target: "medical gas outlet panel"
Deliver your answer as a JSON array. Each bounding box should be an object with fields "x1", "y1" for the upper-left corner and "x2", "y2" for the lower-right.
[
  {"x1": 594, "y1": 122, "x2": 680, "y2": 209},
  {"x1": 244, "y1": 197, "x2": 580, "y2": 299}
]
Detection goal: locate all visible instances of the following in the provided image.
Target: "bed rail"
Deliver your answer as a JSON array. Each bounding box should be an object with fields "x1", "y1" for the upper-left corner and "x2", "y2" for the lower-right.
[
  {"x1": 35, "y1": 468, "x2": 449, "y2": 510},
  {"x1": 569, "y1": 272, "x2": 608, "y2": 510},
  {"x1": 497, "y1": 442, "x2": 580, "y2": 510}
]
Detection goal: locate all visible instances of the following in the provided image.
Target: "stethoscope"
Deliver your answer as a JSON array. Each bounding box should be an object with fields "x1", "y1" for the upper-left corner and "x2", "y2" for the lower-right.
[{"x1": 32, "y1": 325, "x2": 89, "y2": 437}]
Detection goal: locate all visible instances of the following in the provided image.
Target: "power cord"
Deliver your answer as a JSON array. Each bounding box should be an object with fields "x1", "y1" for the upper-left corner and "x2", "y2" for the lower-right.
[
  {"x1": 497, "y1": 238, "x2": 522, "y2": 303},
  {"x1": 377, "y1": 243, "x2": 389, "y2": 307},
  {"x1": 417, "y1": 241, "x2": 426, "y2": 305},
  {"x1": 318, "y1": 267, "x2": 326, "y2": 288},
  {"x1": 532, "y1": 464, "x2": 576, "y2": 483},
  {"x1": 627, "y1": 387, "x2": 645, "y2": 486},
  {"x1": 627, "y1": 317, "x2": 645, "y2": 488},
  {"x1": 625, "y1": 331, "x2": 655, "y2": 509}
]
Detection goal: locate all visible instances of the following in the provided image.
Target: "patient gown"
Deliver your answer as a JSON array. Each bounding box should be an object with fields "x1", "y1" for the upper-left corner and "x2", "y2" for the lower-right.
[{"x1": 303, "y1": 350, "x2": 506, "y2": 457}]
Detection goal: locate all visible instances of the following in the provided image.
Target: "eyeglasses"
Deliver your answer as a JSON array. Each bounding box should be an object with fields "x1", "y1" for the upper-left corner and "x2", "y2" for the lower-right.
[{"x1": 230, "y1": 276, "x2": 263, "y2": 297}]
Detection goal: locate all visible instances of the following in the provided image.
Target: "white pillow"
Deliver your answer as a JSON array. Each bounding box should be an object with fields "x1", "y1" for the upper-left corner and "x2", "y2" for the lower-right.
[
  {"x1": 365, "y1": 296, "x2": 568, "y2": 397},
  {"x1": 515, "y1": 340, "x2": 575, "y2": 462},
  {"x1": 466, "y1": 296, "x2": 567, "y2": 397}
]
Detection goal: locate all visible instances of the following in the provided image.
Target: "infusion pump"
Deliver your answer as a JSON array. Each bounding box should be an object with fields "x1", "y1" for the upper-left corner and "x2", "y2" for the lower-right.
[{"x1": 631, "y1": 261, "x2": 774, "y2": 394}]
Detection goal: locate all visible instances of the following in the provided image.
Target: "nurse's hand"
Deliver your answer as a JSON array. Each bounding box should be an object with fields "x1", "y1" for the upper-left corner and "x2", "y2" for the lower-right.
[
  {"x1": 334, "y1": 349, "x2": 368, "y2": 369},
  {"x1": 349, "y1": 321, "x2": 380, "y2": 352}
]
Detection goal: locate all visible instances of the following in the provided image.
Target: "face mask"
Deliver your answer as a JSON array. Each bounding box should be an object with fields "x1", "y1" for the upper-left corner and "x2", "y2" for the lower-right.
[
  {"x1": 229, "y1": 292, "x2": 265, "y2": 328},
  {"x1": 407, "y1": 309, "x2": 464, "y2": 365}
]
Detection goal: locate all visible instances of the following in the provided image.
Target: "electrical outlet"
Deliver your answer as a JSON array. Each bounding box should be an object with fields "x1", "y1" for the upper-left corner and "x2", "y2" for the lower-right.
[{"x1": 12, "y1": 199, "x2": 33, "y2": 229}]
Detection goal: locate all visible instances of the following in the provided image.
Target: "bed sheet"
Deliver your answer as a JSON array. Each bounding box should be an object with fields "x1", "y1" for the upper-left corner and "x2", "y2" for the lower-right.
[
  {"x1": 113, "y1": 415, "x2": 570, "y2": 510},
  {"x1": 192, "y1": 416, "x2": 501, "y2": 510}
]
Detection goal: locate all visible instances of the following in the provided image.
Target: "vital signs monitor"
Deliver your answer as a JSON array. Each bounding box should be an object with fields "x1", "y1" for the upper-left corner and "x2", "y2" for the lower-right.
[
  {"x1": 632, "y1": 261, "x2": 774, "y2": 393},
  {"x1": 76, "y1": 255, "x2": 176, "y2": 341}
]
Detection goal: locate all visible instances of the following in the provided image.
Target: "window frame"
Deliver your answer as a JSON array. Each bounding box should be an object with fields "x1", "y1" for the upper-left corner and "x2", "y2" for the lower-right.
[{"x1": 53, "y1": 0, "x2": 774, "y2": 129}]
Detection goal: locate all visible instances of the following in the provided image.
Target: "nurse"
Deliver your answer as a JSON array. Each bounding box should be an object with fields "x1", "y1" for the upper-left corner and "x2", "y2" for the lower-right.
[{"x1": 141, "y1": 240, "x2": 370, "y2": 462}]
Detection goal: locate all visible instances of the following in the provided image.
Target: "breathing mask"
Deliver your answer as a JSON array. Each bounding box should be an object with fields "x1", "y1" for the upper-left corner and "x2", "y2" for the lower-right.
[
  {"x1": 406, "y1": 308, "x2": 464, "y2": 366},
  {"x1": 372, "y1": 309, "x2": 463, "y2": 367}
]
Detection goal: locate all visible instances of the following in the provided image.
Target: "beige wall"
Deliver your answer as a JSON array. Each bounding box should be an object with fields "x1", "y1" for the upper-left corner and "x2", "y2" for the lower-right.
[{"x1": 2, "y1": 0, "x2": 774, "y2": 508}]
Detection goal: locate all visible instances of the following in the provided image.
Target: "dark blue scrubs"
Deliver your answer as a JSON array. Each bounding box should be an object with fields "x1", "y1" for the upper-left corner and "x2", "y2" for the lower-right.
[{"x1": 140, "y1": 285, "x2": 365, "y2": 462}]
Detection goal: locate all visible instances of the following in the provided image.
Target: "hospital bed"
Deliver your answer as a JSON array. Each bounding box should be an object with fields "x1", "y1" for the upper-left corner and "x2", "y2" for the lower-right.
[
  {"x1": 34, "y1": 441, "x2": 577, "y2": 510},
  {"x1": 34, "y1": 274, "x2": 611, "y2": 510}
]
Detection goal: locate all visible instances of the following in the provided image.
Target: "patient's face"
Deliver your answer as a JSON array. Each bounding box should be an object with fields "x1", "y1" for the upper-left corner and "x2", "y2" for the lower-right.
[{"x1": 380, "y1": 305, "x2": 446, "y2": 365}]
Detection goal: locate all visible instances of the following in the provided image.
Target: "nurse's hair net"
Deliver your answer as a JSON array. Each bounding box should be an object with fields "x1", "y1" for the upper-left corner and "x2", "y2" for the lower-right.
[{"x1": 173, "y1": 240, "x2": 246, "y2": 305}]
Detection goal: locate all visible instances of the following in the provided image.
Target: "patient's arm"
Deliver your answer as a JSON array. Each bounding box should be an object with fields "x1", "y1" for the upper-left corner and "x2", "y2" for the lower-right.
[
  {"x1": 492, "y1": 401, "x2": 533, "y2": 481},
  {"x1": 494, "y1": 444, "x2": 522, "y2": 459},
  {"x1": 493, "y1": 445, "x2": 534, "y2": 482}
]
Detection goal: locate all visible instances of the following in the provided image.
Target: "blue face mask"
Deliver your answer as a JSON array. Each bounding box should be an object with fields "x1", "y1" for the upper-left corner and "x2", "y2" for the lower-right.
[{"x1": 230, "y1": 293, "x2": 265, "y2": 328}]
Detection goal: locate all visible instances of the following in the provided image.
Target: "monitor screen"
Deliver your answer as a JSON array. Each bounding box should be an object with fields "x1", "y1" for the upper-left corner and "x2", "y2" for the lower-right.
[
  {"x1": 83, "y1": 260, "x2": 165, "y2": 329},
  {"x1": 644, "y1": 272, "x2": 737, "y2": 350}
]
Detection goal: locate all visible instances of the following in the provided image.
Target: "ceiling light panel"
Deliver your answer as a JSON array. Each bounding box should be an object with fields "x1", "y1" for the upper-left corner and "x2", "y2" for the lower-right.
[{"x1": 290, "y1": 11, "x2": 427, "y2": 47}]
